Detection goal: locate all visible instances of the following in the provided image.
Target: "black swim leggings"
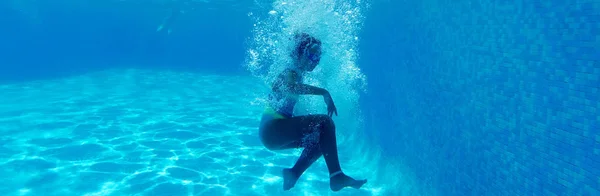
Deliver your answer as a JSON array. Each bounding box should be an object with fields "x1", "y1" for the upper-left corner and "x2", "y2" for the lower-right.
[{"x1": 259, "y1": 114, "x2": 342, "y2": 175}]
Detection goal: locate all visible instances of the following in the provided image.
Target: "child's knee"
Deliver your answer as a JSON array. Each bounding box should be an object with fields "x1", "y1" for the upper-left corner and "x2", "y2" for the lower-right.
[{"x1": 317, "y1": 115, "x2": 335, "y2": 132}]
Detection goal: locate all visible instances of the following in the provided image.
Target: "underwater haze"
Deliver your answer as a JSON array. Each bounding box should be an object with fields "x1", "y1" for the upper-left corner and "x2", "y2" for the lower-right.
[{"x1": 1, "y1": 0, "x2": 600, "y2": 196}]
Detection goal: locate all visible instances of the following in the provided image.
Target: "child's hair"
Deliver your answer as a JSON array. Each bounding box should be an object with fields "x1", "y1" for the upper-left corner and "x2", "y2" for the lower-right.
[{"x1": 292, "y1": 33, "x2": 322, "y2": 59}]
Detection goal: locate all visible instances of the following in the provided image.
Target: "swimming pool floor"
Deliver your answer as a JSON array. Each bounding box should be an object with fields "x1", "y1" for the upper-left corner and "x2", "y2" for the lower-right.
[{"x1": 0, "y1": 68, "x2": 406, "y2": 196}]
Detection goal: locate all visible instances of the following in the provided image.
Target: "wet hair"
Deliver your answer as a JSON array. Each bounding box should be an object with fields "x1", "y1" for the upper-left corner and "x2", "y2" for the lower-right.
[{"x1": 293, "y1": 33, "x2": 322, "y2": 59}]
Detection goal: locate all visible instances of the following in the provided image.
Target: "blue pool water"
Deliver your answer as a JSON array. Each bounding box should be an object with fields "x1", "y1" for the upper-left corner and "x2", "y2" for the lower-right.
[
  {"x1": 2, "y1": 0, "x2": 600, "y2": 195},
  {"x1": 0, "y1": 69, "x2": 409, "y2": 196}
]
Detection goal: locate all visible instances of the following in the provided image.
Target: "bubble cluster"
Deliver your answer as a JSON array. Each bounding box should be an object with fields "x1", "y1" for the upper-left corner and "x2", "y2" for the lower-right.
[{"x1": 244, "y1": 0, "x2": 369, "y2": 138}]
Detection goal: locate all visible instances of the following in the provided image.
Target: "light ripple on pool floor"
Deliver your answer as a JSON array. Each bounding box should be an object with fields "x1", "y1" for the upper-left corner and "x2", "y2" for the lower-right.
[{"x1": 0, "y1": 68, "x2": 411, "y2": 196}]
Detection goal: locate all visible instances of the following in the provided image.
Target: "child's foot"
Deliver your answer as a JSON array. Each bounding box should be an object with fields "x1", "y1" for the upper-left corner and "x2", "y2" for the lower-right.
[
  {"x1": 330, "y1": 172, "x2": 367, "y2": 192},
  {"x1": 282, "y1": 168, "x2": 300, "y2": 191}
]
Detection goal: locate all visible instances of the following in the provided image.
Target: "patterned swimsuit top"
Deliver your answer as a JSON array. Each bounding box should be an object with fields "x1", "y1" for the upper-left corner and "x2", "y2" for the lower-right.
[{"x1": 266, "y1": 68, "x2": 303, "y2": 118}]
